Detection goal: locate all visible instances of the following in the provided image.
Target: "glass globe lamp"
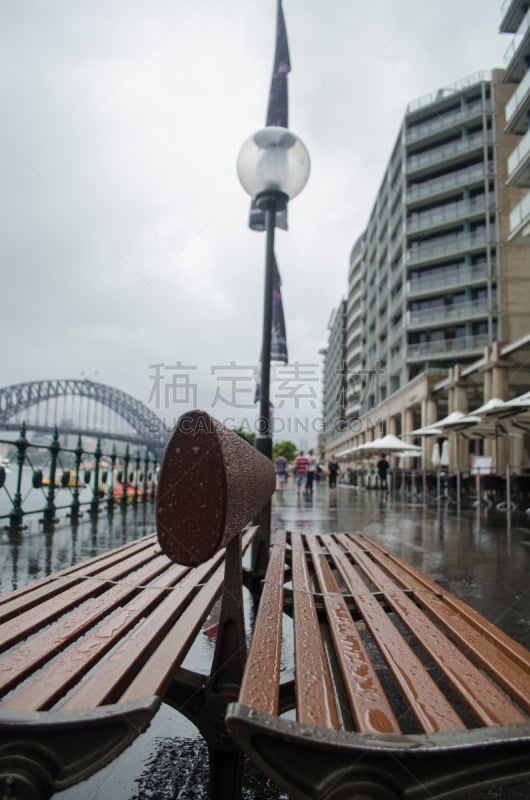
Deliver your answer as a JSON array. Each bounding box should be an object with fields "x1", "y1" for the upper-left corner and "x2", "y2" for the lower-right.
[{"x1": 236, "y1": 126, "x2": 310, "y2": 202}]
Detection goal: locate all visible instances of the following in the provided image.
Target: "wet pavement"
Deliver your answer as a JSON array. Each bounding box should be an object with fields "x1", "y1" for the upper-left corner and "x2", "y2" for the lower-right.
[{"x1": 2, "y1": 484, "x2": 529, "y2": 799}]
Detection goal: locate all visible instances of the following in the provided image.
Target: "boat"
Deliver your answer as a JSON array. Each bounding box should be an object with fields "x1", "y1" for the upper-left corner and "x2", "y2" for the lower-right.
[
  {"x1": 112, "y1": 482, "x2": 138, "y2": 501},
  {"x1": 42, "y1": 475, "x2": 85, "y2": 488}
]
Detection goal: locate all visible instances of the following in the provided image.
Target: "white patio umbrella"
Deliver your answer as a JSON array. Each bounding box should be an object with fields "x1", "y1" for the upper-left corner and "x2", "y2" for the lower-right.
[
  {"x1": 502, "y1": 393, "x2": 530, "y2": 433},
  {"x1": 355, "y1": 434, "x2": 420, "y2": 495},
  {"x1": 471, "y1": 393, "x2": 530, "y2": 430},
  {"x1": 430, "y1": 411, "x2": 482, "y2": 508},
  {"x1": 397, "y1": 450, "x2": 424, "y2": 460},
  {"x1": 356, "y1": 434, "x2": 421, "y2": 454},
  {"x1": 467, "y1": 398, "x2": 514, "y2": 472},
  {"x1": 467, "y1": 396, "x2": 530, "y2": 508},
  {"x1": 506, "y1": 390, "x2": 530, "y2": 410},
  {"x1": 431, "y1": 410, "x2": 482, "y2": 432},
  {"x1": 405, "y1": 424, "x2": 445, "y2": 498},
  {"x1": 408, "y1": 425, "x2": 443, "y2": 437}
]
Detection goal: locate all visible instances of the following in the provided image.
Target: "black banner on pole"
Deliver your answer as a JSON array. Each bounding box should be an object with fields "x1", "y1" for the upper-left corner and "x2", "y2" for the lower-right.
[{"x1": 249, "y1": 0, "x2": 291, "y2": 232}]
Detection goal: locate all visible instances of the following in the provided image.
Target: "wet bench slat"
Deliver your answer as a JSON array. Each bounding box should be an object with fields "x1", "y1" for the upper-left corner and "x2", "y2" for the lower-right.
[
  {"x1": 305, "y1": 536, "x2": 400, "y2": 735},
  {"x1": 292, "y1": 534, "x2": 338, "y2": 729},
  {"x1": 0, "y1": 535, "x2": 158, "y2": 624},
  {"x1": 0, "y1": 544, "x2": 231, "y2": 712},
  {"x1": 227, "y1": 530, "x2": 530, "y2": 800},
  {"x1": 338, "y1": 535, "x2": 526, "y2": 728},
  {"x1": 0, "y1": 540, "x2": 164, "y2": 649},
  {"x1": 363, "y1": 535, "x2": 530, "y2": 677},
  {"x1": 0, "y1": 554, "x2": 184, "y2": 698},
  {"x1": 238, "y1": 529, "x2": 286, "y2": 717},
  {"x1": 323, "y1": 533, "x2": 465, "y2": 733}
]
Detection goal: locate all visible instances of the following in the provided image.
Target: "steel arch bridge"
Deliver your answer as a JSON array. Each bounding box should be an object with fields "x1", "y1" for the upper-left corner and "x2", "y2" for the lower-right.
[{"x1": 0, "y1": 379, "x2": 168, "y2": 454}]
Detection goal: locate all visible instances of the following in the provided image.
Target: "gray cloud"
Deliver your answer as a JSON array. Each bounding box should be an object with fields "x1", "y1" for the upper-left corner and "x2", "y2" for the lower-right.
[{"x1": 1, "y1": 0, "x2": 507, "y2": 442}]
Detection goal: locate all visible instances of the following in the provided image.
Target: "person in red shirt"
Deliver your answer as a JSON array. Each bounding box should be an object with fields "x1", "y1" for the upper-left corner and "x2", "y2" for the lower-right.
[{"x1": 294, "y1": 451, "x2": 309, "y2": 496}]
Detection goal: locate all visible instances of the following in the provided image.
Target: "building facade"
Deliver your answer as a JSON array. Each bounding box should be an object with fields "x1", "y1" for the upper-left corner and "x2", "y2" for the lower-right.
[
  {"x1": 501, "y1": 0, "x2": 530, "y2": 241},
  {"x1": 322, "y1": 66, "x2": 530, "y2": 469},
  {"x1": 320, "y1": 300, "x2": 347, "y2": 452}
]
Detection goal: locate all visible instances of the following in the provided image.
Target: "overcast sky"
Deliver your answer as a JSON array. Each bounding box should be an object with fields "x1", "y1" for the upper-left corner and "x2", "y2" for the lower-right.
[{"x1": 0, "y1": 0, "x2": 510, "y2": 446}]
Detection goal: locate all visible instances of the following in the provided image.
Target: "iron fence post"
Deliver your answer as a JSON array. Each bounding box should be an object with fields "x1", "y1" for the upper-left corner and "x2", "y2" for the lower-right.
[
  {"x1": 142, "y1": 452, "x2": 149, "y2": 503},
  {"x1": 70, "y1": 436, "x2": 83, "y2": 519},
  {"x1": 133, "y1": 449, "x2": 141, "y2": 505},
  {"x1": 121, "y1": 445, "x2": 130, "y2": 509},
  {"x1": 90, "y1": 439, "x2": 102, "y2": 516},
  {"x1": 151, "y1": 458, "x2": 158, "y2": 502},
  {"x1": 43, "y1": 427, "x2": 60, "y2": 525},
  {"x1": 107, "y1": 444, "x2": 117, "y2": 511},
  {"x1": 10, "y1": 423, "x2": 28, "y2": 529}
]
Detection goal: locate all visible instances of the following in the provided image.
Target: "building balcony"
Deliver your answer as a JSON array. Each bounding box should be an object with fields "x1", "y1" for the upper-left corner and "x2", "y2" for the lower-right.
[
  {"x1": 388, "y1": 319, "x2": 404, "y2": 348},
  {"x1": 406, "y1": 262, "x2": 490, "y2": 297},
  {"x1": 350, "y1": 234, "x2": 365, "y2": 265},
  {"x1": 503, "y1": 9, "x2": 530, "y2": 82},
  {"x1": 389, "y1": 287, "x2": 403, "y2": 315},
  {"x1": 406, "y1": 195, "x2": 492, "y2": 234},
  {"x1": 405, "y1": 230, "x2": 491, "y2": 266},
  {"x1": 509, "y1": 190, "x2": 530, "y2": 241},
  {"x1": 505, "y1": 68, "x2": 530, "y2": 135},
  {"x1": 406, "y1": 100, "x2": 488, "y2": 145},
  {"x1": 387, "y1": 350, "x2": 405, "y2": 375},
  {"x1": 406, "y1": 299, "x2": 493, "y2": 330},
  {"x1": 406, "y1": 162, "x2": 491, "y2": 205},
  {"x1": 406, "y1": 333, "x2": 490, "y2": 361},
  {"x1": 501, "y1": 0, "x2": 529, "y2": 34},
  {"x1": 406, "y1": 132, "x2": 493, "y2": 177},
  {"x1": 406, "y1": 72, "x2": 492, "y2": 115},
  {"x1": 347, "y1": 299, "x2": 362, "y2": 322},
  {"x1": 507, "y1": 127, "x2": 530, "y2": 186}
]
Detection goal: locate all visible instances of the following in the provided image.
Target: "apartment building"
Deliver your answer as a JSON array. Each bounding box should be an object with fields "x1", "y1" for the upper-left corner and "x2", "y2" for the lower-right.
[
  {"x1": 322, "y1": 67, "x2": 530, "y2": 462},
  {"x1": 501, "y1": 0, "x2": 530, "y2": 240},
  {"x1": 320, "y1": 300, "x2": 347, "y2": 445}
]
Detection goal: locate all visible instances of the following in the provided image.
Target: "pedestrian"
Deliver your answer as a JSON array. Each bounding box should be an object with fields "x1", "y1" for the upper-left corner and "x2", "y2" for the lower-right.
[
  {"x1": 274, "y1": 449, "x2": 288, "y2": 492},
  {"x1": 294, "y1": 450, "x2": 309, "y2": 496},
  {"x1": 377, "y1": 453, "x2": 389, "y2": 491},
  {"x1": 327, "y1": 454, "x2": 340, "y2": 490},
  {"x1": 305, "y1": 449, "x2": 318, "y2": 495}
]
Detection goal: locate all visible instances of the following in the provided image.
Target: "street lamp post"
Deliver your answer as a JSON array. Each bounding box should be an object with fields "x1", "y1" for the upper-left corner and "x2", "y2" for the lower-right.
[{"x1": 237, "y1": 126, "x2": 310, "y2": 570}]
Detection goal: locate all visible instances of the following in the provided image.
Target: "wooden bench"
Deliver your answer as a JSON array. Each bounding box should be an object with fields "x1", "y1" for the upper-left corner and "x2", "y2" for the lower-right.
[
  {"x1": 227, "y1": 529, "x2": 530, "y2": 800},
  {"x1": 3, "y1": 408, "x2": 529, "y2": 800},
  {"x1": 0, "y1": 410, "x2": 275, "y2": 800}
]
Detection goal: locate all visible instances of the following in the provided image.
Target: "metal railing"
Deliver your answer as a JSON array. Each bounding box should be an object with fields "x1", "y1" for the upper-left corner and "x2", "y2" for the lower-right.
[
  {"x1": 405, "y1": 230, "x2": 491, "y2": 265},
  {"x1": 406, "y1": 262, "x2": 490, "y2": 295},
  {"x1": 407, "y1": 333, "x2": 490, "y2": 359},
  {"x1": 507, "y1": 127, "x2": 530, "y2": 180},
  {"x1": 407, "y1": 299, "x2": 494, "y2": 327},
  {"x1": 504, "y1": 8, "x2": 530, "y2": 65},
  {"x1": 406, "y1": 100, "x2": 489, "y2": 143},
  {"x1": 505, "y1": 68, "x2": 530, "y2": 128},
  {"x1": 406, "y1": 195, "x2": 492, "y2": 233},
  {"x1": 407, "y1": 163, "x2": 491, "y2": 203},
  {"x1": 509, "y1": 190, "x2": 530, "y2": 234},
  {"x1": 407, "y1": 132, "x2": 492, "y2": 174},
  {"x1": 0, "y1": 425, "x2": 158, "y2": 529},
  {"x1": 407, "y1": 72, "x2": 492, "y2": 115}
]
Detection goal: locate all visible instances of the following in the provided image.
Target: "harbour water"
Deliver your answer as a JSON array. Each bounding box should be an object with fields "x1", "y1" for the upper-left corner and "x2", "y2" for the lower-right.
[{"x1": 1, "y1": 482, "x2": 529, "y2": 799}]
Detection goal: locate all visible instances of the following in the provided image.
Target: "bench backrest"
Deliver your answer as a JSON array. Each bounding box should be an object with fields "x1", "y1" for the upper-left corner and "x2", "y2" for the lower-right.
[{"x1": 156, "y1": 410, "x2": 275, "y2": 566}]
